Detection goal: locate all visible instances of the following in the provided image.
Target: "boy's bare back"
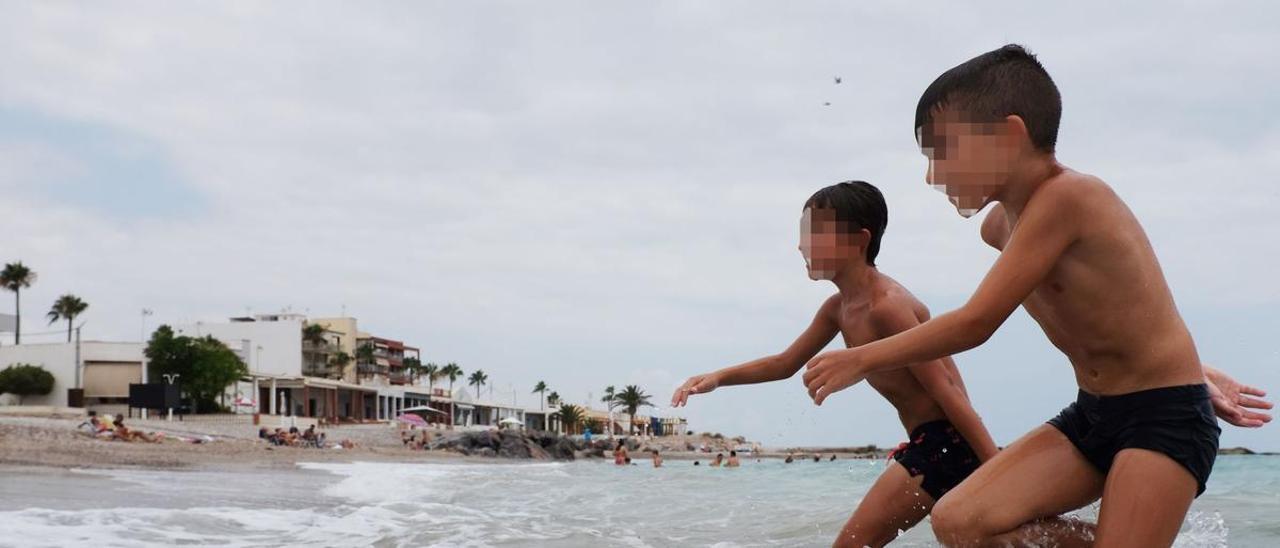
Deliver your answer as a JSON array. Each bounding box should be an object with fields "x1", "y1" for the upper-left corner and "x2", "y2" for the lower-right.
[{"x1": 980, "y1": 169, "x2": 1204, "y2": 395}]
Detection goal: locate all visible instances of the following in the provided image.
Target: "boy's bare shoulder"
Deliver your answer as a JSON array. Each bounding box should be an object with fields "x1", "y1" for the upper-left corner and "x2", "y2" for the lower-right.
[
  {"x1": 983, "y1": 169, "x2": 1117, "y2": 251},
  {"x1": 868, "y1": 279, "x2": 926, "y2": 330},
  {"x1": 1032, "y1": 169, "x2": 1117, "y2": 211},
  {"x1": 818, "y1": 293, "x2": 842, "y2": 317}
]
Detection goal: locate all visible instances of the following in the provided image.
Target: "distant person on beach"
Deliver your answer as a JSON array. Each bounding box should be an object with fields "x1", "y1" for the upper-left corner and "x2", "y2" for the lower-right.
[
  {"x1": 710, "y1": 453, "x2": 723, "y2": 467},
  {"x1": 302, "y1": 425, "x2": 318, "y2": 447},
  {"x1": 726, "y1": 450, "x2": 740, "y2": 467},
  {"x1": 799, "y1": 45, "x2": 1274, "y2": 546},
  {"x1": 111, "y1": 417, "x2": 158, "y2": 443},
  {"x1": 693, "y1": 461, "x2": 700, "y2": 466},
  {"x1": 614, "y1": 439, "x2": 629, "y2": 466},
  {"x1": 830, "y1": 454, "x2": 837, "y2": 462},
  {"x1": 812, "y1": 454, "x2": 820, "y2": 463},
  {"x1": 672, "y1": 181, "x2": 1000, "y2": 546},
  {"x1": 651, "y1": 450, "x2": 663, "y2": 468},
  {"x1": 784, "y1": 453, "x2": 794, "y2": 464}
]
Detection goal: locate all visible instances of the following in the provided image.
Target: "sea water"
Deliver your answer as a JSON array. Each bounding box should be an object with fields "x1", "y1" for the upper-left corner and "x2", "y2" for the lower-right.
[{"x1": 0, "y1": 456, "x2": 1276, "y2": 547}]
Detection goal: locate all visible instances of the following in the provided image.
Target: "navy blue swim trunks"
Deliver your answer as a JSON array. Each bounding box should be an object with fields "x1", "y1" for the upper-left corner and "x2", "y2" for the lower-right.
[
  {"x1": 890, "y1": 419, "x2": 981, "y2": 501},
  {"x1": 1047, "y1": 383, "x2": 1221, "y2": 496}
]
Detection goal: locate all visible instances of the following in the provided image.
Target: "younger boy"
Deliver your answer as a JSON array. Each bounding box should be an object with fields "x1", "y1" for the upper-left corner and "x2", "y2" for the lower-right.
[
  {"x1": 801, "y1": 45, "x2": 1272, "y2": 546},
  {"x1": 672, "y1": 181, "x2": 999, "y2": 547}
]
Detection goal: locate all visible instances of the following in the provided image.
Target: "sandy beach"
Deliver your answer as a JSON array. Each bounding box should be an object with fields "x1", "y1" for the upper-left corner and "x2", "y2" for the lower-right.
[
  {"x1": 0, "y1": 414, "x2": 482, "y2": 471},
  {"x1": 0, "y1": 413, "x2": 858, "y2": 472}
]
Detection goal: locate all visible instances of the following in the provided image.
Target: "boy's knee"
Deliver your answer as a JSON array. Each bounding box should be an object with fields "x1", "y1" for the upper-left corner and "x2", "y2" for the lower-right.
[{"x1": 929, "y1": 497, "x2": 987, "y2": 546}]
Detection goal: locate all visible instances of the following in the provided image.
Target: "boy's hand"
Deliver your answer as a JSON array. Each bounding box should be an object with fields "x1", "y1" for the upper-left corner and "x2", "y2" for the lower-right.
[
  {"x1": 1205, "y1": 367, "x2": 1273, "y2": 428},
  {"x1": 671, "y1": 373, "x2": 721, "y2": 407},
  {"x1": 803, "y1": 348, "x2": 865, "y2": 405}
]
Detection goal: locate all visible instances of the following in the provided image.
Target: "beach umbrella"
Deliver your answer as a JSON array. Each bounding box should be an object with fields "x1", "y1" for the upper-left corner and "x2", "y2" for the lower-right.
[
  {"x1": 499, "y1": 417, "x2": 523, "y2": 426},
  {"x1": 397, "y1": 413, "x2": 428, "y2": 426},
  {"x1": 234, "y1": 396, "x2": 256, "y2": 407},
  {"x1": 401, "y1": 405, "x2": 445, "y2": 415}
]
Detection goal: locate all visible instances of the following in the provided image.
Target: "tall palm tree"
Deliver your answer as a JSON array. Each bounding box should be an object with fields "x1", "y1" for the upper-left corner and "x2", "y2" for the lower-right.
[
  {"x1": 547, "y1": 391, "x2": 561, "y2": 407},
  {"x1": 556, "y1": 404, "x2": 584, "y2": 435},
  {"x1": 614, "y1": 385, "x2": 653, "y2": 435},
  {"x1": 402, "y1": 356, "x2": 422, "y2": 384},
  {"x1": 533, "y1": 381, "x2": 548, "y2": 410},
  {"x1": 468, "y1": 369, "x2": 488, "y2": 399},
  {"x1": 422, "y1": 362, "x2": 440, "y2": 393},
  {"x1": 442, "y1": 362, "x2": 463, "y2": 426},
  {"x1": 442, "y1": 363, "x2": 462, "y2": 396},
  {"x1": 46, "y1": 294, "x2": 88, "y2": 342},
  {"x1": 1, "y1": 262, "x2": 36, "y2": 344},
  {"x1": 601, "y1": 385, "x2": 617, "y2": 409}
]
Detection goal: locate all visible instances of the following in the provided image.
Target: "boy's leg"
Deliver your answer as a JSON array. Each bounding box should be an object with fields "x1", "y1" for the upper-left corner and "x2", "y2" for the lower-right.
[
  {"x1": 930, "y1": 424, "x2": 1105, "y2": 547},
  {"x1": 1092, "y1": 448, "x2": 1197, "y2": 547},
  {"x1": 833, "y1": 460, "x2": 932, "y2": 548}
]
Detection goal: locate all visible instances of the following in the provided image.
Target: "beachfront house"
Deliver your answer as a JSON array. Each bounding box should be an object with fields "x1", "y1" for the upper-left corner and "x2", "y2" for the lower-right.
[
  {"x1": 172, "y1": 314, "x2": 420, "y2": 424},
  {"x1": 0, "y1": 341, "x2": 143, "y2": 414}
]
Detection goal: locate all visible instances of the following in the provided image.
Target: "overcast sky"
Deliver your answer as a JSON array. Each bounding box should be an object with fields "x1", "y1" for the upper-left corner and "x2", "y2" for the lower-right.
[{"x1": 1, "y1": 2, "x2": 1277, "y2": 450}]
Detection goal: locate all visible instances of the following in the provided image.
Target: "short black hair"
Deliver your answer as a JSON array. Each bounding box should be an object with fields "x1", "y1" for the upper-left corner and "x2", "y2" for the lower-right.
[
  {"x1": 730, "y1": 450, "x2": 737, "y2": 456},
  {"x1": 803, "y1": 181, "x2": 888, "y2": 266},
  {"x1": 915, "y1": 44, "x2": 1061, "y2": 153}
]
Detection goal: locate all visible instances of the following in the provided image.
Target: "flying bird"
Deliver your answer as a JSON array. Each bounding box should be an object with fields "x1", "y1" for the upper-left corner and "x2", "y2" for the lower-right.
[{"x1": 834, "y1": 76, "x2": 842, "y2": 84}]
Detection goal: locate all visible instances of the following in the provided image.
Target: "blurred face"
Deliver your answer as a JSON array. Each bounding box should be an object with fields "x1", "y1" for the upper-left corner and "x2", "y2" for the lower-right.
[
  {"x1": 799, "y1": 207, "x2": 863, "y2": 280},
  {"x1": 917, "y1": 109, "x2": 1018, "y2": 218}
]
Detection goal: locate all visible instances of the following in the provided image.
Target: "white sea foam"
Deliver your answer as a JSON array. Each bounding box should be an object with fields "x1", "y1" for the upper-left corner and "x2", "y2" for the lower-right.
[{"x1": 1, "y1": 456, "x2": 1270, "y2": 547}]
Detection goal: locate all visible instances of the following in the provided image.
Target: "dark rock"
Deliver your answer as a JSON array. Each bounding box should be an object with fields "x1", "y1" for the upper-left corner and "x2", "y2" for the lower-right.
[{"x1": 498, "y1": 431, "x2": 531, "y2": 458}]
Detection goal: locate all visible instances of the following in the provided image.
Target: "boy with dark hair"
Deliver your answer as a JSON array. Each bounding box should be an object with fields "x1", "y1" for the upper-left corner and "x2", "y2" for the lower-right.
[
  {"x1": 672, "y1": 181, "x2": 999, "y2": 547},
  {"x1": 802, "y1": 44, "x2": 1272, "y2": 546}
]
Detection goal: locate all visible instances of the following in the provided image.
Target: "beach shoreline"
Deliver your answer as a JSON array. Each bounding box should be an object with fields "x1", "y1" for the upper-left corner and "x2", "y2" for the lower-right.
[{"x1": 2, "y1": 415, "x2": 1269, "y2": 475}]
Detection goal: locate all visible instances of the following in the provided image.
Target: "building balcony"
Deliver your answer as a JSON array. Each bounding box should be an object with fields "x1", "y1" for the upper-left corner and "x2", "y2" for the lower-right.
[
  {"x1": 357, "y1": 363, "x2": 389, "y2": 376},
  {"x1": 302, "y1": 341, "x2": 340, "y2": 355},
  {"x1": 389, "y1": 371, "x2": 412, "y2": 385},
  {"x1": 303, "y1": 363, "x2": 342, "y2": 378}
]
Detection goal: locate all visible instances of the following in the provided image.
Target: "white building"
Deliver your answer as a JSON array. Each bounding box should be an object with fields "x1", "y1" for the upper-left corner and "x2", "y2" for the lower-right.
[
  {"x1": 0, "y1": 341, "x2": 143, "y2": 412},
  {"x1": 171, "y1": 314, "x2": 405, "y2": 422}
]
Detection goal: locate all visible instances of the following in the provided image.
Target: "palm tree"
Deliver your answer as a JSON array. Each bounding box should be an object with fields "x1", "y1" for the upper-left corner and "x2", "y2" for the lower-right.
[
  {"x1": 556, "y1": 404, "x2": 584, "y2": 435},
  {"x1": 402, "y1": 356, "x2": 422, "y2": 384},
  {"x1": 442, "y1": 362, "x2": 463, "y2": 426},
  {"x1": 547, "y1": 391, "x2": 561, "y2": 407},
  {"x1": 1, "y1": 262, "x2": 36, "y2": 344},
  {"x1": 533, "y1": 381, "x2": 548, "y2": 410},
  {"x1": 442, "y1": 363, "x2": 462, "y2": 396},
  {"x1": 614, "y1": 385, "x2": 653, "y2": 435},
  {"x1": 355, "y1": 342, "x2": 375, "y2": 380},
  {"x1": 468, "y1": 369, "x2": 488, "y2": 399},
  {"x1": 46, "y1": 294, "x2": 88, "y2": 343},
  {"x1": 601, "y1": 385, "x2": 617, "y2": 410},
  {"x1": 422, "y1": 362, "x2": 440, "y2": 393},
  {"x1": 328, "y1": 351, "x2": 352, "y2": 380}
]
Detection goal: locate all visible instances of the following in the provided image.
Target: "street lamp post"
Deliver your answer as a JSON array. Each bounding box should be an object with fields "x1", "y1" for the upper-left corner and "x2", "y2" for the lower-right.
[{"x1": 140, "y1": 309, "x2": 154, "y2": 419}]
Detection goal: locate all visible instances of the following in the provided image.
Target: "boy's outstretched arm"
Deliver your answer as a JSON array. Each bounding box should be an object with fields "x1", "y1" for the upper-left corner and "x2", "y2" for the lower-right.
[
  {"x1": 671, "y1": 296, "x2": 840, "y2": 407},
  {"x1": 1204, "y1": 364, "x2": 1273, "y2": 427},
  {"x1": 804, "y1": 181, "x2": 1082, "y2": 405}
]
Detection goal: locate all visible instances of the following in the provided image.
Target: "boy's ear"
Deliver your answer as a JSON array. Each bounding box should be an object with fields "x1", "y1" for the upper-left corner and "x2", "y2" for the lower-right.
[
  {"x1": 854, "y1": 228, "x2": 872, "y2": 254},
  {"x1": 1003, "y1": 114, "x2": 1033, "y2": 150}
]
